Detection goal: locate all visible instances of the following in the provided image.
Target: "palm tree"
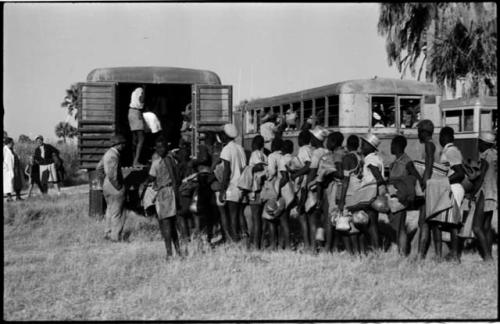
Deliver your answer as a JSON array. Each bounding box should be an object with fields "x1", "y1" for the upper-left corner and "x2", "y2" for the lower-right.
[
  {"x1": 55, "y1": 122, "x2": 78, "y2": 144},
  {"x1": 61, "y1": 83, "x2": 80, "y2": 119},
  {"x1": 378, "y1": 3, "x2": 497, "y2": 97}
]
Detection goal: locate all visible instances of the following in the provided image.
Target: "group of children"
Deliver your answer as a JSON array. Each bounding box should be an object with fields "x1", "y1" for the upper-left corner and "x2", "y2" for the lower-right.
[{"x1": 144, "y1": 121, "x2": 497, "y2": 262}]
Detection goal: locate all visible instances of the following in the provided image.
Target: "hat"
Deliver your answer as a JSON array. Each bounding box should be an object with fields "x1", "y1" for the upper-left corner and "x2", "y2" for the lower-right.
[
  {"x1": 110, "y1": 134, "x2": 127, "y2": 146},
  {"x1": 416, "y1": 119, "x2": 434, "y2": 134},
  {"x1": 479, "y1": 131, "x2": 496, "y2": 144},
  {"x1": 223, "y1": 124, "x2": 238, "y2": 139},
  {"x1": 309, "y1": 126, "x2": 329, "y2": 141},
  {"x1": 360, "y1": 133, "x2": 381, "y2": 150}
]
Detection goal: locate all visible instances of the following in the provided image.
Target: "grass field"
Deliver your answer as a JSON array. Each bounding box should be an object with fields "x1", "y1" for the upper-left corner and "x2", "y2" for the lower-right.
[{"x1": 3, "y1": 187, "x2": 498, "y2": 320}]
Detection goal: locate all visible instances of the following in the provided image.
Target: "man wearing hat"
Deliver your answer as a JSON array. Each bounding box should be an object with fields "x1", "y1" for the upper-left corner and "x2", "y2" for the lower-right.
[
  {"x1": 33, "y1": 135, "x2": 61, "y2": 195},
  {"x1": 466, "y1": 131, "x2": 497, "y2": 260},
  {"x1": 303, "y1": 125, "x2": 329, "y2": 250},
  {"x1": 219, "y1": 123, "x2": 247, "y2": 241},
  {"x1": 98, "y1": 133, "x2": 127, "y2": 242},
  {"x1": 358, "y1": 132, "x2": 385, "y2": 250}
]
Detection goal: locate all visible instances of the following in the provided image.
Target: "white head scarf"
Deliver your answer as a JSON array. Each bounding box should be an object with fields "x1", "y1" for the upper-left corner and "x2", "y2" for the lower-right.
[{"x1": 130, "y1": 88, "x2": 144, "y2": 109}]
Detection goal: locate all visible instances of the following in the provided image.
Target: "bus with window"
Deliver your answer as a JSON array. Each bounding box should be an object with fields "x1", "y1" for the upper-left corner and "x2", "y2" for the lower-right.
[
  {"x1": 239, "y1": 77, "x2": 442, "y2": 167},
  {"x1": 440, "y1": 96, "x2": 497, "y2": 163}
]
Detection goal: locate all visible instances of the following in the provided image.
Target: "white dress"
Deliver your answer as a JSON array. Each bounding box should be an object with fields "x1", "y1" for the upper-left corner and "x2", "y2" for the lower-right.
[{"x1": 3, "y1": 145, "x2": 14, "y2": 194}]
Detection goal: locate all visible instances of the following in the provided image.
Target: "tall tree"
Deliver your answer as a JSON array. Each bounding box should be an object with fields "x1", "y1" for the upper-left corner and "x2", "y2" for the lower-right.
[
  {"x1": 55, "y1": 122, "x2": 78, "y2": 143},
  {"x1": 378, "y1": 2, "x2": 497, "y2": 97},
  {"x1": 61, "y1": 83, "x2": 80, "y2": 119}
]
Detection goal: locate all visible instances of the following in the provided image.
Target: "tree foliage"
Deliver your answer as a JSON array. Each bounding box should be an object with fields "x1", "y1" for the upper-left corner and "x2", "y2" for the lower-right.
[
  {"x1": 18, "y1": 134, "x2": 32, "y2": 143},
  {"x1": 378, "y1": 2, "x2": 497, "y2": 97},
  {"x1": 55, "y1": 122, "x2": 78, "y2": 143},
  {"x1": 61, "y1": 83, "x2": 80, "y2": 119}
]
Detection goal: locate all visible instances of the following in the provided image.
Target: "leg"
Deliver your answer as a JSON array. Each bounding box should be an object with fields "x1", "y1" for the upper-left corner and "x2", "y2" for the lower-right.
[
  {"x1": 396, "y1": 210, "x2": 408, "y2": 256},
  {"x1": 299, "y1": 213, "x2": 310, "y2": 250},
  {"x1": 324, "y1": 214, "x2": 334, "y2": 253},
  {"x1": 279, "y1": 210, "x2": 290, "y2": 249},
  {"x1": 168, "y1": 217, "x2": 182, "y2": 257},
  {"x1": 342, "y1": 233, "x2": 353, "y2": 254},
  {"x1": 250, "y1": 204, "x2": 263, "y2": 249},
  {"x1": 133, "y1": 130, "x2": 145, "y2": 166},
  {"x1": 431, "y1": 223, "x2": 442, "y2": 259},
  {"x1": 103, "y1": 188, "x2": 125, "y2": 241},
  {"x1": 307, "y1": 211, "x2": 317, "y2": 251},
  {"x1": 448, "y1": 227, "x2": 460, "y2": 261},
  {"x1": 227, "y1": 201, "x2": 241, "y2": 241},
  {"x1": 472, "y1": 192, "x2": 492, "y2": 260},
  {"x1": 350, "y1": 234, "x2": 360, "y2": 255},
  {"x1": 483, "y1": 211, "x2": 494, "y2": 256},
  {"x1": 268, "y1": 219, "x2": 278, "y2": 250},
  {"x1": 158, "y1": 218, "x2": 173, "y2": 257},
  {"x1": 239, "y1": 204, "x2": 249, "y2": 239},
  {"x1": 218, "y1": 204, "x2": 232, "y2": 242},
  {"x1": 366, "y1": 209, "x2": 380, "y2": 251},
  {"x1": 27, "y1": 184, "x2": 33, "y2": 198}
]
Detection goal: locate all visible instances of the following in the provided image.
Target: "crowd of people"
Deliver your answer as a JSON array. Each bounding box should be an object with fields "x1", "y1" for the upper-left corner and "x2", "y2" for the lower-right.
[
  {"x1": 98, "y1": 113, "x2": 497, "y2": 262},
  {"x1": 3, "y1": 135, "x2": 64, "y2": 201}
]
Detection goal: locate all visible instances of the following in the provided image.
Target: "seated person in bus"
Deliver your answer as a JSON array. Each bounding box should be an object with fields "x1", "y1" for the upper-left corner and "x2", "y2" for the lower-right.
[
  {"x1": 464, "y1": 131, "x2": 497, "y2": 261},
  {"x1": 285, "y1": 107, "x2": 297, "y2": 131},
  {"x1": 373, "y1": 112, "x2": 385, "y2": 127},
  {"x1": 128, "y1": 87, "x2": 147, "y2": 167}
]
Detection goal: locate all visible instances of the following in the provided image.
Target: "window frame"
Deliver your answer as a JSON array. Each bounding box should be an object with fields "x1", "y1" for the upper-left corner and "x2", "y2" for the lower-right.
[
  {"x1": 369, "y1": 94, "x2": 424, "y2": 130},
  {"x1": 442, "y1": 108, "x2": 476, "y2": 134}
]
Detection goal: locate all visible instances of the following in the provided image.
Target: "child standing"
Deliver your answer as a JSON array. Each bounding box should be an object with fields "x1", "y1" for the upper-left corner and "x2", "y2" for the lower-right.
[
  {"x1": 25, "y1": 156, "x2": 43, "y2": 198},
  {"x1": 248, "y1": 135, "x2": 267, "y2": 250},
  {"x1": 148, "y1": 137, "x2": 183, "y2": 260}
]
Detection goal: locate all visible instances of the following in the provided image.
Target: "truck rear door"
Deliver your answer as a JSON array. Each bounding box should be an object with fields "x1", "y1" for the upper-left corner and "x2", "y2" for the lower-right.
[
  {"x1": 191, "y1": 84, "x2": 233, "y2": 157},
  {"x1": 78, "y1": 82, "x2": 117, "y2": 170}
]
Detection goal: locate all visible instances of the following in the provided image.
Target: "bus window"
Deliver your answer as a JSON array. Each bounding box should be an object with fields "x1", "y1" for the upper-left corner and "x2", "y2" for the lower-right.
[
  {"x1": 327, "y1": 95, "x2": 339, "y2": 127},
  {"x1": 493, "y1": 110, "x2": 498, "y2": 132},
  {"x1": 443, "y1": 109, "x2": 474, "y2": 132},
  {"x1": 245, "y1": 109, "x2": 255, "y2": 133},
  {"x1": 371, "y1": 96, "x2": 396, "y2": 127},
  {"x1": 284, "y1": 103, "x2": 297, "y2": 130},
  {"x1": 464, "y1": 109, "x2": 474, "y2": 132},
  {"x1": 399, "y1": 98, "x2": 422, "y2": 128},
  {"x1": 272, "y1": 106, "x2": 280, "y2": 116},
  {"x1": 256, "y1": 109, "x2": 262, "y2": 131},
  {"x1": 480, "y1": 109, "x2": 496, "y2": 132},
  {"x1": 315, "y1": 97, "x2": 326, "y2": 126},
  {"x1": 303, "y1": 100, "x2": 313, "y2": 128}
]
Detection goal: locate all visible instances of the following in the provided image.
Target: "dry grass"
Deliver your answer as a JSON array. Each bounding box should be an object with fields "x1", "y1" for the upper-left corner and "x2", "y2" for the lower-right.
[{"x1": 3, "y1": 189, "x2": 498, "y2": 320}]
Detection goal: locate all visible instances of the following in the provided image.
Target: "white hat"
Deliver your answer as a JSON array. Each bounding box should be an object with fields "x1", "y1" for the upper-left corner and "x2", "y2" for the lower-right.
[
  {"x1": 309, "y1": 126, "x2": 329, "y2": 141},
  {"x1": 223, "y1": 124, "x2": 238, "y2": 139},
  {"x1": 361, "y1": 133, "x2": 381, "y2": 150},
  {"x1": 479, "y1": 131, "x2": 496, "y2": 144}
]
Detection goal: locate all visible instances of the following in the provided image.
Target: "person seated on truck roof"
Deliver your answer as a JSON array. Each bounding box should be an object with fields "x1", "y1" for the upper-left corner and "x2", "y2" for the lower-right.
[{"x1": 128, "y1": 87, "x2": 146, "y2": 168}]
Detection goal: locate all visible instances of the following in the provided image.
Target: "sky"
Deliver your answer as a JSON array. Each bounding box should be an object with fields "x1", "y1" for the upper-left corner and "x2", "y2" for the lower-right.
[{"x1": 3, "y1": 3, "x2": 405, "y2": 141}]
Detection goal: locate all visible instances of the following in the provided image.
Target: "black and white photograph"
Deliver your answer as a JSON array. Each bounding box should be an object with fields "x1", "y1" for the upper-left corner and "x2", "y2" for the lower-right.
[{"x1": 3, "y1": 2, "x2": 498, "y2": 320}]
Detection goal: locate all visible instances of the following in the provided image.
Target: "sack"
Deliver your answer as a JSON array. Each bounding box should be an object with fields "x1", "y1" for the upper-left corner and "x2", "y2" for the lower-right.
[
  {"x1": 462, "y1": 162, "x2": 481, "y2": 193},
  {"x1": 336, "y1": 214, "x2": 351, "y2": 232},
  {"x1": 237, "y1": 166, "x2": 254, "y2": 192},
  {"x1": 352, "y1": 210, "x2": 369, "y2": 225},
  {"x1": 281, "y1": 182, "x2": 295, "y2": 207},
  {"x1": 345, "y1": 182, "x2": 377, "y2": 211},
  {"x1": 260, "y1": 180, "x2": 278, "y2": 202},
  {"x1": 304, "y1": 190, "x2": 318, "y2": 213}
]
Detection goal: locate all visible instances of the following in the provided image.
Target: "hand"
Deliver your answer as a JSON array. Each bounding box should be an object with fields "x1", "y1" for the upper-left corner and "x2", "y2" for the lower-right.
[{"x1": 219, "y1": 191, "x2": 226, "y2": 204}]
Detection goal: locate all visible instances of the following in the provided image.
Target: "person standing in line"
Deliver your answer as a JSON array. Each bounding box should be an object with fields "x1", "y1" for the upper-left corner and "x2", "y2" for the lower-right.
[
  {"x1": 25, "y1": 156, "x2": 43, "y2": 198},
  {"x1": 219, "y1": 124, "x2": 247, "y2": 242},
  {"x1": 415, "y1": 120, "x2": 440, "y2": 260},
  {"x1": 12, "y1": 141, "x2": 25, "y2": 201},
  {"x1": 97, "y1": 134, "x2": 128, "y2": 242},
  {"x1": 33, "y1": 135, "x2": 60, "y2": 195},
  {"x1": 260, "y1": 112, "x2": 278, "y2": 155},
  {"x1": 247, "y1": 135, "x2": 267, "y2": 250},
  {"x1": 467, "y1": 131, "x2": 497, "y2": 261},
  {"x1": 304, "y1": 126, "x2": 329, "y2": 252},
  {"x1": 149, "y1": 137, "x2": 183, "y2": 260},
  {"x1": 290, "y1": 130, "x2": 313, "y2": 248},
  {"x1": 3, "y1": 137, "x2": 15, "y2": 202},
  {"x1": 358, "y1": 133, "x2": 385, "y2": 251},
  {"x1": 276, "y1": 139, "x2": 295, "y2": 249},
  {"x1": 128, "y1": 87, "x2": 146, "y2": 167}
]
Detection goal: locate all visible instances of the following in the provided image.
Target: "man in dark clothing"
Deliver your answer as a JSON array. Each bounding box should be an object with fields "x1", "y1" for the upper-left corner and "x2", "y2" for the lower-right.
[{"x1": 33, "y1": 135, "x2": 60, "y2": 194}]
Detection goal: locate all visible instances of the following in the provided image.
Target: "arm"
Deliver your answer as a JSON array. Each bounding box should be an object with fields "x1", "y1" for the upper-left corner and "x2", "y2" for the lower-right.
[
  {"x1": 252, "y1": 164, "x2": 265, "y2": 173},
  {"x1": 470, "y1": 159, "x2": 488, "y2": 197},
  {"x1": 105, "y1": 155, "x2": 122, "y2": 190},
  {"x1": 222, "y1": 159, "x2": 231, "y2": 192},
  {"x1": 278, "y1": 170, "x2": 289, "y2": 191},
  {"x1": 367, "y1": 164, "x2": 385, "y2": 186},
  {"x1": 406, "y1": 161, "x2": 423, "y2": 187},
  {"x1": 422, "y1": 141, "x2": 435, "y2": 188},
  {"x1": 291, "y1": 162, "x2": 310, "y2": 180},
  {"x1": 449, "y1": 164, "x2": 465, "y2": 184}
]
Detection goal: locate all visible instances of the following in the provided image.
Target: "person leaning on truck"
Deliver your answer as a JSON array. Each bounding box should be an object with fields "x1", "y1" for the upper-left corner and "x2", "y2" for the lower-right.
[{"x1": 96, "y1": 134, "x2": 128, "y2": 242}]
